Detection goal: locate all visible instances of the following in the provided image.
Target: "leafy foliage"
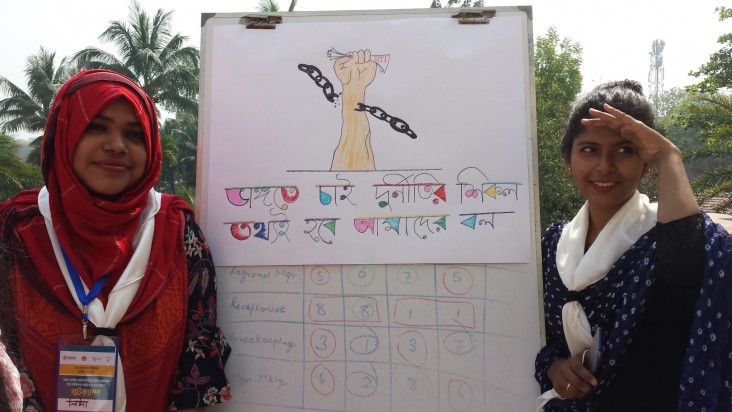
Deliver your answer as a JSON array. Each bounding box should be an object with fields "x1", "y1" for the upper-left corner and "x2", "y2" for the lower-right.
[
  {"x1": 157, "y1": 111, "x2": 198, "y2": 197},
  {"x1": 534, "y1": 27, "x2": 584, "y2": 228},
  {"x1": 688, "y1": 7, "x2": 732, "y2": 92},
  {"x1": 0, "y1": 134, "x2": 43, "y2": 200},
  {"x1": 257, "y1": 0, "x2": 280, "y2": 12},
  {"x1": 672, "y1": 92, "x2": 732, "y2": 211},
  {"x1": 72, "y1": 0, "x2": 200, "y2": 114},
  {"x1": 256, "y1": 0, "x2": 297, "y2": 12},
  {"x1": 0, "y1": 47, "x2": 77, "y2": 164},
  {"x1": 651, "y1": 87, "x2": 688, "y2": 119},
  {"x1": 0, "y1": 1, "x2": 202, "y2": 202},
  {"x1": 681, "y1": 6, "x2": 732, "y2": 212}
]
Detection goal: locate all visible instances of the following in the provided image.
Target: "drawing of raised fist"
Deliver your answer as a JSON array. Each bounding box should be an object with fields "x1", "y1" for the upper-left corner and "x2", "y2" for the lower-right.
[
  {"x1": 331, "y1": 49, "x2": 379, "y2": 171},
  {"x1": 334, "y1": 49, "x2": 377, "y2": 91}
]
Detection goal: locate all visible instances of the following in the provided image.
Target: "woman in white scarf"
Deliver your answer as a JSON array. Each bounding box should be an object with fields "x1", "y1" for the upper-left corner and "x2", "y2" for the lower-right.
[{"x1": 535, "y1": 80, "x2": 704, "y2": 411}]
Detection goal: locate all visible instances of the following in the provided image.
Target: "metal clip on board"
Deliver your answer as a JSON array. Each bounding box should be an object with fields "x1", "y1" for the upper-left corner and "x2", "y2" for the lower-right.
[
  {"x1": 452, "y1": 9, "x2": 495, "y2": 24},
  {"x1": 241, "y1": 14, "x2": 283, "y2": 29}
]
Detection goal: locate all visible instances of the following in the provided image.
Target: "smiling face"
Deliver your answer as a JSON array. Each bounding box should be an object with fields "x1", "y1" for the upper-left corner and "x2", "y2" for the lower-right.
[
  {"x1": 72, "y1": 99, "x2": 148, "y2": 197},
  {"x1": 566, "y1": 126, "x2": 646, "y2": 220}
]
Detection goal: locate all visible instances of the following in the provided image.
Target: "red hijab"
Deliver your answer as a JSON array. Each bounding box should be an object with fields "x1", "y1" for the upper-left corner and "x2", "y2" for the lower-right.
[
  {"x1": 13, "y1": 69, "x2": 190, "y2": 315},
  {"x1": 1, "y1": 70, "x2": 193, "y2": 411}
]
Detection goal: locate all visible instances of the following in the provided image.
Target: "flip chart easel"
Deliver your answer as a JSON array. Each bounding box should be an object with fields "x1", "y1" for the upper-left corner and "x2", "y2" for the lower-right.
[{"x1": 197, "y1": 6, "x2": 542, "y2": 411}]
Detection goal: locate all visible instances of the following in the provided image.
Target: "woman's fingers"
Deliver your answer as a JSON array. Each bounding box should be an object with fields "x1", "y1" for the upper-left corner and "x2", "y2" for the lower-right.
[
  {"x1": 569, "y1": 360, "x2": 598, "y2": 393},
  {"x1": 601, "y1": 103, "x2": 626, "y2": 117},
  {"x1": 550, "y1": 357, "x2": 598, "y2": 399},
  {"x1": 583, "y1": 103, "x2": 636, "y2": 128},
  {"x1": 580, "y1": 115, "x2": 616, "y2": 131},
  {"x1": 558, "y1": 377, "x2": 591, "y2": 399}
]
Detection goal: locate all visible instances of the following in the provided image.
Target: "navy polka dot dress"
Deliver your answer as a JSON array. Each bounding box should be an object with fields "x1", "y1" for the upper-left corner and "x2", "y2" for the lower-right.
[{"x1": 535, "y1": 213, "x2": 732, "y2": 411}]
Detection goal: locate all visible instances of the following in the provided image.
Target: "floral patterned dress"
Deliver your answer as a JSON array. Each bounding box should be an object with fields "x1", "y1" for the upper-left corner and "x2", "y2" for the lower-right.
[{"x1": 168, "y1": 212, "x2": 232, "y2": 410}]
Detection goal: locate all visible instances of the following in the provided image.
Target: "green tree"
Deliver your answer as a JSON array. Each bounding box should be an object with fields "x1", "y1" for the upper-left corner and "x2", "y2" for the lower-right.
[
  {"x1": 652, "y1": 87, "x2": 688, "y2": 119},
  {"x1": 673, "y1": 92, "x2": 732, "y2": 212},
  {"x1": 157, "y1": 132, "x2": 178, "y2": 195},
  {"x1": 168, "y1": 111, "x2": 198, "y2": 188},
  {"x1": 72, "y1": 0, "x2": 199, "y2": 114},
  {"x1": 0, "y1": 47, "x2": 76, "y2": 164},
  {"x1": 534, "y1": 27, "x2": 584, "y2": 228},
  {"x1": 648, "y1": 89, "x2": 697, "y2": 180},
  {"x1": 633, "y1": 87, "x2": 695, "y2": 201},
  {"x1": 157, "y1": 111, "x2": 198, "y2": 197},
  {"x1": 257, "y1": 0, "x2": 297, "y2": 12},
  {"x1": 688, "y1": 6, "x2": 732, "y2": 92},
  {"x1": 0, "y1": 134, "x2": 43, "y2": 201},
  {"x1": 680, "y1": 6, "x2": 732, "y2": 212}
]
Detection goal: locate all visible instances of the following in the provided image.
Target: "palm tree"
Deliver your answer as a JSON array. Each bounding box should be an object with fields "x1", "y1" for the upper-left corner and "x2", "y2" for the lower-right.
[
  {"x1": 257, "y1": 0, "x2": 297, "y2": 12},
  {"x1": 72, "y1": 0, "x2": 199, "y2": 114},
  {"x1": 0, "y1": 47, "x2": 76, "y2": 163}
]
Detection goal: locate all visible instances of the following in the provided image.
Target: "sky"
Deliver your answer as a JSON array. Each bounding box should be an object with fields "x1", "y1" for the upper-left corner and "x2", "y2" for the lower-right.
[{"x1": 0, "y1": 0, "x2": 727, "y2": 138}]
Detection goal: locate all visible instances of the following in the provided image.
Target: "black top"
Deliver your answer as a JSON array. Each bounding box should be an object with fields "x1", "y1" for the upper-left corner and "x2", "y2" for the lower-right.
[{"x1": 595, "y1": 213, "x2": 705, "y2": 411}]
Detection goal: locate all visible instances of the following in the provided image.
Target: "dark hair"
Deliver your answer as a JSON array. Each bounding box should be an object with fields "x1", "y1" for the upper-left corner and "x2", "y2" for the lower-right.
[{"x1": 561, "y1": 79, "x2": 654, "y2": 161}]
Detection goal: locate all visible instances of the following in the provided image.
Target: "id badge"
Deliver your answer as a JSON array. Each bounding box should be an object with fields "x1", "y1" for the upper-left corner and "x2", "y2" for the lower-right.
[{"x1": 55, "y1": 335, "x2": 118, "y2": 412}]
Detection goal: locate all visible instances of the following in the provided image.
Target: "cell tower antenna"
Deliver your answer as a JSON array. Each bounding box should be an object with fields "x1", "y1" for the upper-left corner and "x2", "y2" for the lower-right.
[{"x1": 648, "y1": 39, "x2": 665, "y2": 112}]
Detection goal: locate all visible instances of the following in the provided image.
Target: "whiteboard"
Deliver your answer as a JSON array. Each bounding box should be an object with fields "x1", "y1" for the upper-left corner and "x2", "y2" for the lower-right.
[{"x1": 198, "y1": 7, "x2": 541, "y2": 412}]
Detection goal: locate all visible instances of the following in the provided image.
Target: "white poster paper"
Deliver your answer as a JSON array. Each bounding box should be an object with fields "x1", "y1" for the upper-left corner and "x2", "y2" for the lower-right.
[{"x1": 200, "y1": 12, "x2": 534, "y2": 266}]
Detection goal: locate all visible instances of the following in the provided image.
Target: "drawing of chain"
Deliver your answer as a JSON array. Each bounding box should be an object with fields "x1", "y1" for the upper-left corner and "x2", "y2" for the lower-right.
[
  {"x1": 298, "y1": 64, "x2": 339, "y2": 102},
  {"x1": 355, "y1": 103, "x2": 418, "y2": 139}
]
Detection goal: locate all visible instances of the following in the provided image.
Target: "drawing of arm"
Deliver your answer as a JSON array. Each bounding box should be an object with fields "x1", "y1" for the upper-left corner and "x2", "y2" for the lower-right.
[{"x1": 331, "y1": 50, "x2": 378, "y2": 171}]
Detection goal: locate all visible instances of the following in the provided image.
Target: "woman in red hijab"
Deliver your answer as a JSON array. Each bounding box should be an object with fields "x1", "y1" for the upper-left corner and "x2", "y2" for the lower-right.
[{"x1": 0, "y1": 70, "x2": 230, "y2": 411}]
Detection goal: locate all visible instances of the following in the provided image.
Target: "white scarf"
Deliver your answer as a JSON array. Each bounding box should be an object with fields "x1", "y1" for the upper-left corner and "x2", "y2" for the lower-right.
[
  {"x1": 537, "y1": 190, "x2": 657, "y2": 409},
  {"x1": 39, "y1": 187, "x2": 161, "y2": 412}
]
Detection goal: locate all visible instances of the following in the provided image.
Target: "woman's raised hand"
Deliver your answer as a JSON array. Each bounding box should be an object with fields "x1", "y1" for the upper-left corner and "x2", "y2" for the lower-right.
[
  {"x1": 582, "y1": 103, "x2": 698, "y2": 222},
  {"x1": 581, "y1": 103, "x2": 680, "y2": 165}
]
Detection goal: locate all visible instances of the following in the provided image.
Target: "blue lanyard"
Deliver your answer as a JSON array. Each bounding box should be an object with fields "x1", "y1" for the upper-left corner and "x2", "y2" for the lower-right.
[{"x1": 61, "y1": 247, "x2": 108, "y2": 339}]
